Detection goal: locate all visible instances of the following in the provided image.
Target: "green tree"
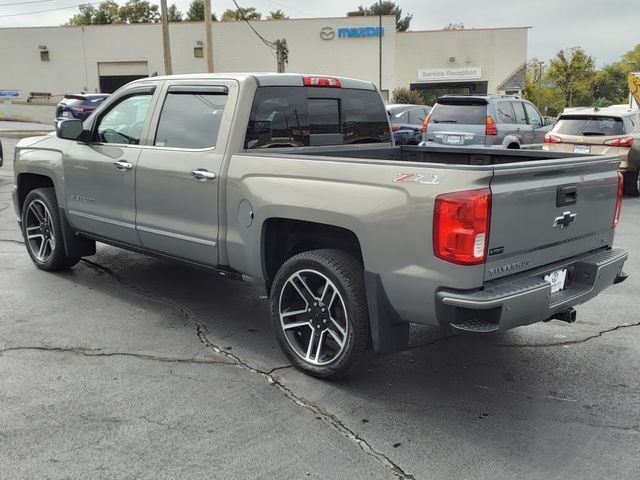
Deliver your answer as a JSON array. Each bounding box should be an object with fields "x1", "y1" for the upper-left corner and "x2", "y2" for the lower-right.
[
  {"x1": 593, "y1": 63, "x2": 628, "y2": 106},
  {"x1": 185, "y1": 0, "x2": 217, "y2": 21},
  {"x1": 391, "y1": 87, "x2": 425, "y2": 105},
  {"x1": 66, "y1": 2, "x2": 121, "y2": 25},
  {"x1": 167, "y1": 4, "x2": 182, "y2": 21},
  {"x1": 357, "y1": 1, "x2": 412, "y2": 32},
  {"x1": 523, "y1": 59, "x2": 564, "y2": 116},
  {"x1": 546, "y1": 47, "x2": 596, "y2": 107},
  {"x1": 119, "y1": 0, "x2": 160, "y2": 23},
  {"x1": 267, "y1": 9, "x2": 288, "y2": 20},
  {"x1": 221, "y1": 6, "x2": 261, "y2": 21}
]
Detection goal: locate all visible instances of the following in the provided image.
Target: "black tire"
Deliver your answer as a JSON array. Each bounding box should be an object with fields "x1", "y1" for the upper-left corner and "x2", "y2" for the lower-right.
[
  {"x1": 21, "y1": 188, "x2": 80, "y2": 271},
  {"x1": 623, "y1": 170, "x2": 640, "y2": 197},
  {"x1": 269, "y1": 249, "x2": 373, "y2": 379}
]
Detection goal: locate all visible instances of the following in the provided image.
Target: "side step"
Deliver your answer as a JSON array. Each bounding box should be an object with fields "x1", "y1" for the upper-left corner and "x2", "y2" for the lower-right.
[{"x1": 450, "y1": 317, "x2": 499, "y2": 334}]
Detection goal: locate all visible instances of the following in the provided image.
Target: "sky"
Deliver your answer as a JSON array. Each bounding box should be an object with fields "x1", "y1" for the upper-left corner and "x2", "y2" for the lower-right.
[{"x1": 0, "y1": 0, "x2": 637, "y2": 66}]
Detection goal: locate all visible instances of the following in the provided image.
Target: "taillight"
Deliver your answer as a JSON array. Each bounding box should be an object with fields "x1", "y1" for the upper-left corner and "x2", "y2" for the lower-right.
[
  {"x1": 433, "y1": 188, "x2": 491, "y2": 265},
  {"x1": 604, "y1": 137, "x2": 633, "y2": 148},
  {"x1": 613, "y1": 172, "x2": 623, "y2": 228},
  {"x1": 391, "y1": 125, "x2": 401, "y2": 132},
  {"x1": 303, "y1": 76, "x2": 341, "y2": 88},
  {"x1": 486, "y1": 116, "x2": 498, "y2": 136},
  {"x1": 421, "y1": 114, "x2": 430, "y2": 133},
  {"x1": 544, "y1": 133, "x2": 562, "y2": 144}
]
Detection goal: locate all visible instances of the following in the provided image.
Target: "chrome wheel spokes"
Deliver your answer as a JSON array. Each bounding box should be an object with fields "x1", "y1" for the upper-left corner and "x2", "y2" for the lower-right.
[
  {"x1": 279, "y1": 269, "x2": 349, "y2": 366},
  {"x1": 25, "y1": 199, "x2": 55, "y2": 262}
]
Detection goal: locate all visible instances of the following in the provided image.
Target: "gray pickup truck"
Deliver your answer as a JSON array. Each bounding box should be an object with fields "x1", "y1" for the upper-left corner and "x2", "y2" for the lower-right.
[{"x1": 11, "y1": 73, "x2": 629, "y2": 378}]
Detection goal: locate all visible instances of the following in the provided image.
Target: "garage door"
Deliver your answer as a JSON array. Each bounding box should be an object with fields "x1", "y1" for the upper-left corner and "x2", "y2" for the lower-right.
[{"x1": 98, "y1": 61, "x2": 149, "y2": 94}]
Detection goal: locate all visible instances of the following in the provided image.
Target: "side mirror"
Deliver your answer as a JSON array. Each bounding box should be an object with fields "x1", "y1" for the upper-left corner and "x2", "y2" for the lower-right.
[{"x1": 56, "y1": 118, "x2": 85, "y2": 141}]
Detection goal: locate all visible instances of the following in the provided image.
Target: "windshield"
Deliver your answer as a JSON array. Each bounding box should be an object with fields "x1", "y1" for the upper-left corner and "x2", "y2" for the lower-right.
[{"x1": 553, "y1": 115, "x2": 625, "y2": 136}]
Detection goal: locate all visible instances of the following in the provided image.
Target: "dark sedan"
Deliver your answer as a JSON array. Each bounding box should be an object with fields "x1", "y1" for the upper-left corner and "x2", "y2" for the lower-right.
[
  {"x1": 387, "y1": 103, "x2": 431, "y2": 145},
  {"x1": 55, "y1": 94, "x2": 109, "y2": 121}
]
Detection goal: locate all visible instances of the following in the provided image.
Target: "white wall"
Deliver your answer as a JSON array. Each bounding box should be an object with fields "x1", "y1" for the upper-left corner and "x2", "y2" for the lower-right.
[
  {"x1": 0, "y1": 16, "x2": 396, "y2": 96},
  {"x1": 395, "y1": 27, "x2": 528, "y2": 94}
]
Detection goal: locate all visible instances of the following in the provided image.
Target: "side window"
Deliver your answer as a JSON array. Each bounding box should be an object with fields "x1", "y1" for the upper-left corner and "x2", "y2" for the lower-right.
[
  {"x1": 495, "y1": 101, "x2": 515, "y2": 124},
  {"x1": 154, "y1": 88, "x2": 228, "y2": 149},
  {"x1": 513, "y1": 102, "x2": 527, "y2": 125},
  {"x1": 408, "y1": 108, "x2": 426, "y2": 125},
  {"x1": 523, "y1": 102, "x2": 543, "y2": 127},
  {"x1": 96, "y1": 93, "x2": 152, "y2": 145}
]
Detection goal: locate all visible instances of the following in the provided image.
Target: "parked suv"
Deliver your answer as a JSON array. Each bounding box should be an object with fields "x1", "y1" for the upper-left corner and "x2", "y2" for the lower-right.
[
  {"x1": 421, "y1": 94, "x2": 551, "y2": 149},
  {"x1": 543, "y1": 107, "x2": 640, "y2": 196},
  {"x1": 387, "y1": 103, "x2": 430, "y2": 145},
  {"x1": 55, "y1": 93, "x2": 110, "y2": 120}
]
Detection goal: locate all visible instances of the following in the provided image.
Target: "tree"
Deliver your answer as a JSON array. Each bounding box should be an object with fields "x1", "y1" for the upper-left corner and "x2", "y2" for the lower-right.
[
  {"x1": 167, "y1": 4, "x2": 182, "y2": 22},
  {"x1": 185, "y1": 0, "x2": 217, "y2": 21},
  {"x1": 391, "y1": 87, "x2": 425, "y2": 105},
  {"x1": 66, "y1": 2, "x2": 120, "y2": 25},
  {"x1": 221, "y1": 6, "x2": 261, "y2": 21},
  {"x1": 119, "y1": 0, "x2": 160, "y2": 23},
  {"x1": 357, "y1": 1, "x2": 412, "y2": 32},
  {"x1": 546, "y1": 47, "x2": 595, "y2": 107},
  {"x1": 267, "y1": 9, "x2": 288, "y2": 20}
]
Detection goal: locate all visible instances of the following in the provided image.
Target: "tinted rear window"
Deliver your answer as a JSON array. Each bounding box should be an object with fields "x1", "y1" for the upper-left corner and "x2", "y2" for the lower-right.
[
  {"x1": 553, "y1": 116, "x2": 625, "y2": 136},
  {"x1": 429, "y1": 102, "x2": 487, "y2": 125},
  {"x1": 244, "y1": 86, "x2": 390, "y2": 149}
]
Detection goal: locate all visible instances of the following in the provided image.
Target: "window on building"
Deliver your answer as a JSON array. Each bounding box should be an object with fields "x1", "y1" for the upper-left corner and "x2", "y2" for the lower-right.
[
  {"x1": 193, "y1": 47, "x2": 204, "y2": 58},
  {"x1": 155, "y1": 88, "x2": 227, "y2": 149},
  {"x1": 40, "y1": 50, "x2": 50, "y2": 62}
]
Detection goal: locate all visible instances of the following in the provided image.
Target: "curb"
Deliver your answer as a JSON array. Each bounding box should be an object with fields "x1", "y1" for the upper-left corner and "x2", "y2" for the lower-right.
[{"x1": 0, "y1": 131, "x2": 53, "y2": 138}]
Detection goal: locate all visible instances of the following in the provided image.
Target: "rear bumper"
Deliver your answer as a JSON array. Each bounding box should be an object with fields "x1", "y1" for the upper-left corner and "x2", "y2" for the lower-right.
[{"x1": 436, "y1": 248, "x2": 628, "y2": 333}]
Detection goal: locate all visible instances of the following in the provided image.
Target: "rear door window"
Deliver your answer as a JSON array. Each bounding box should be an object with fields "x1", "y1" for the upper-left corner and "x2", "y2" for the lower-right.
[
  {"x1": 513, "y1": 102, "x2": 528, "y2": 124},
  {"x1": 429, "y1": 102, "x2": 486, "y2": 125},
  {"x1": 523, "y1": 102, "x2": 543, "y2": 127},
  {"x1": 154, "y1": 87, "x2": 228, "y2": 149},
  {"x1": 244, "y1": 86, "x2": 389, "y2": 149},
  {"x1": 553, "y1": 116, "x2": 625, "y2": 136},
  {"x1": 496, "y1": 101, "x2": 516, "y2": 124}
]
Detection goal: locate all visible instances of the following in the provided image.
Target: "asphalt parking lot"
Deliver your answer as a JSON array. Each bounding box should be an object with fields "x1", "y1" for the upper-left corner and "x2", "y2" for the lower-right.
[{"x1": 1, "y1": 135, "x2": 639, "y2": 480}]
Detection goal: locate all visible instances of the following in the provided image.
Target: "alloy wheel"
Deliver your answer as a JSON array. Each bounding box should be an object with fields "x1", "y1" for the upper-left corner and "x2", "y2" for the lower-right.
[{"x1": 25, "y1": 199, "x2": 56, "y2": 263}]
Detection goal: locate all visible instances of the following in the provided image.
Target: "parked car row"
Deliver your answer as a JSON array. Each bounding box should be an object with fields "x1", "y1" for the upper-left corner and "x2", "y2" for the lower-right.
[
  {"x1": 386, "y1": 103, "x2": 431, "y2": 145},
  {"x1": 56, "y1": 93, "x2": 109, "y2": 120}
]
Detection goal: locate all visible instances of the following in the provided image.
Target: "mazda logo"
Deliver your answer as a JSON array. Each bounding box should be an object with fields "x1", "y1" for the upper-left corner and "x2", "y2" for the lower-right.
[{"x1": 320, "y1": 27, "x2": 335, "y2": 40}]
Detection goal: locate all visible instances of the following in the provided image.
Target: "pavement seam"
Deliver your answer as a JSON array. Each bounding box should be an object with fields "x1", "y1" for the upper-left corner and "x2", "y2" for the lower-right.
[
  {"x1": 79, "y1": 258, "x2": 415, "y2": 480},
  {"x1": 0, "y1": 345, "x2": 232, "y2": 366}
]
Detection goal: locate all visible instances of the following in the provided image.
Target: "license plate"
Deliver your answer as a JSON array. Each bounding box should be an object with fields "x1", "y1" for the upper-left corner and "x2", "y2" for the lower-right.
[
  {"x1": 573, "y1": 144, "x2": 590, "y2": 154},
  {"x1": 61, "y1": 111, "x2": 71, "y2": 117},
  {"x1": 544, "y1": 268, "x2": 568, "y2": 293},
  {"x1": 446, "y1": 135, "x2": 462, "y2": 144}
]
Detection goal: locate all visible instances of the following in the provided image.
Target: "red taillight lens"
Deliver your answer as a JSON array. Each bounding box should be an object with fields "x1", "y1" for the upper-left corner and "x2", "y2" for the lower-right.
[
  {"x1": 604, "y1": 137, "x2": 633, "y2": 148},
  {"x1": 433, "y1": 188, "x2": 492, "y2": 265},
  {"x1": 613, "y1": 172, "x2": 623, "y2": 228},
  {"x1": 421, "y1": 114, "x2": 430, "y2": 134},
  {"x1": 391, "y1": 125, "x2": 401, "y2": 132},
  {"x1": 486, "y1": 116, "x2": 497, "y2": 136},
  {"x1": 303, "y1": 76, "x2": 341, "y2": 88},
  {"x1": 544, "y1": 133, "x2": 563, "y2": 143}
]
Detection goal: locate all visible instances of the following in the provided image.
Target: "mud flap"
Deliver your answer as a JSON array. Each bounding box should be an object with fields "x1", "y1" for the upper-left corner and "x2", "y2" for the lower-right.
[
  {"x1": 58, "y1": 207, "x2": 96, "y2": 257},
  {"x1": 364, "y1": 272, "x2": 409, "y2": 353}
]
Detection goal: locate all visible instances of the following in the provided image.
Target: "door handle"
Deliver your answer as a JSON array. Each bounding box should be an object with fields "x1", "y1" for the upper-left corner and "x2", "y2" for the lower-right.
[
  {"x1": 191, "y1": 169, "x2": 216, "y2": 181},
  {"x1": 114, "y1": 160, "x2": 133, "y2": 171}
]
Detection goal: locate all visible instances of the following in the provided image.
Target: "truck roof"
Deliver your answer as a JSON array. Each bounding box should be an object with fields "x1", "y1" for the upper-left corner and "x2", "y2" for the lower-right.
[{"x1": 128, "y1": 73, "x2": 377, "y2": 91}]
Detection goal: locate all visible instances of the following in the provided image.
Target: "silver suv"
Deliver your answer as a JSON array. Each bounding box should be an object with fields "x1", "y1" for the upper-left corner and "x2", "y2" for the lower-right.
[{"x1": 421, "y1": 94, "x2": 552, "y2": 149}]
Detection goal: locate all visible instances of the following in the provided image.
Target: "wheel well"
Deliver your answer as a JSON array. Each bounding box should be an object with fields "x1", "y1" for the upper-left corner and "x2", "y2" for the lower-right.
[
  {"x1": 507, "y1": 142, "x2": 520, "y2": 149},
  {"x1": 262, "y1": 218, "x2": 363, "y2": 288},
  {"x1": 17, "y1": 174, "x2": 54, "y2": 214}
]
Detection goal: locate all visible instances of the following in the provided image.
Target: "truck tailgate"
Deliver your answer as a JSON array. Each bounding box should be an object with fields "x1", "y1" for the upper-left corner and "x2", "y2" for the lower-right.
[{"x1": 485, "y1": 155, "x2": 620, "y2": 281}]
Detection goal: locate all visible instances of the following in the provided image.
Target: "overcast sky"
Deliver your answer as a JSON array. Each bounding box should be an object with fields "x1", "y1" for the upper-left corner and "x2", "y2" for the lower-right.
[{"x1": 0, "y1": 0, "x2": 636, "y2": 66}]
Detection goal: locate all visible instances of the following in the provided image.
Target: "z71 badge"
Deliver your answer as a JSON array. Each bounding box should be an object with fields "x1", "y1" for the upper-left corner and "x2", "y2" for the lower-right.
[{"x1": 394, "y1": 173, "x2": 442, "y2": 185}]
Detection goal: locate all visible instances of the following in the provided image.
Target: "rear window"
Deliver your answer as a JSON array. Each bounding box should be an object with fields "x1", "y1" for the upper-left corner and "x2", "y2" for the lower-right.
[
  {"x1": 244, "y1": 86, "x2": 390, "y2": 149},
  {"x1": 429, "y1": 102, "x2": 487, "y2": 125},
  {"x1": 553, "y1": 116, "x2": 626, "y2": 136}
]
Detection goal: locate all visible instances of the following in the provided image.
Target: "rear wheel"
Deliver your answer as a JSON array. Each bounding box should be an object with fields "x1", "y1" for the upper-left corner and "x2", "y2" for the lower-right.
[
  {"x1": 623, "y1": 170, "x2": 640, "y2": 197},
  {"x1": 22, "y1": 188, "x2": 80, "y2": 271},
  {"x1": 269, "y1": 249, "x2": 373, "y2": 379}
]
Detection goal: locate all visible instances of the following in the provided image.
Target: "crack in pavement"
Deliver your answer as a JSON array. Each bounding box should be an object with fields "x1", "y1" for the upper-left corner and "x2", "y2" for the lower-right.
[
  {"x1": 495, "y1": 321, "x2": 640, "y2": 348},
  {"x1": 0, "y1": 238, "x2": 24, "y2": 246},
  {"x1": 0, "y1": 345, "x2": 232, "y2": 366},
  {"x1": 79, "y1": 258, "x2": 415, "y2": 480}
]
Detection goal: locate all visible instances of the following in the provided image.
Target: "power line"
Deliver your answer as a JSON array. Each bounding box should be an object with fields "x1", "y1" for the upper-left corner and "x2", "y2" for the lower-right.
[
  {"x1": 231, "y1": 0, "x2": 275, "y2": 49},
  {"x1": 0, "y1": 0, "x2": 102, "y2": 17},
  {"x1": 263, "y1": 0, "x2": 312, "y2": 17},
  {"x1": 0, "y1": 0, "x2": 56, "y2": 7}
]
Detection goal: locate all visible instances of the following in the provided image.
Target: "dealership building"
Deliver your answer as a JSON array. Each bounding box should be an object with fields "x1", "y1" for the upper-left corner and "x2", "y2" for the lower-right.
[{"x1": 0, "y1": 15, "x2": 528, "y2": 102}]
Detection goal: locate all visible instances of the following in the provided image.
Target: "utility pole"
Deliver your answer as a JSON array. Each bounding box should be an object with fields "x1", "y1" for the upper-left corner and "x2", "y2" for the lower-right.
[
  {"x1": 275, "y1": 39, "x2": 288, "y2": 73},
  {"x1": 204, "y1": 0, "x2": 214, "y2": 72},
  {"x1": 378, "y1": 0, "x2": 382, "y2": 93},
  {"x1": 160, "y1": 0, "x2": 172, "y2": 75}
]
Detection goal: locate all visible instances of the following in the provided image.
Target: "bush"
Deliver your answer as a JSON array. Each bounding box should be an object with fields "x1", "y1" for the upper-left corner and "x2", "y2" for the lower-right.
[{"x1": 391, "y1": 87, "x2": 426, "y2": 105}]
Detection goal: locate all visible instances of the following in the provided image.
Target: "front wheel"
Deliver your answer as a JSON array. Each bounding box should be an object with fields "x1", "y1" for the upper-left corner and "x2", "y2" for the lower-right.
[
  {"x1": 269, "y1": 249, "x2": 373, "y2": 379},
  {"x1": 21, "y1": 188, "x2": 80, "y2": 271},
  {"x1": 623, "y1": 170, "x2": 640, "y2": 197}
]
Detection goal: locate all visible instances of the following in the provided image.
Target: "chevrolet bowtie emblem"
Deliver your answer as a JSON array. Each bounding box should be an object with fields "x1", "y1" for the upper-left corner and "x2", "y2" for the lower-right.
[{"x1": 553, "y1": 211, "x2": 577, "y2": 229}]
